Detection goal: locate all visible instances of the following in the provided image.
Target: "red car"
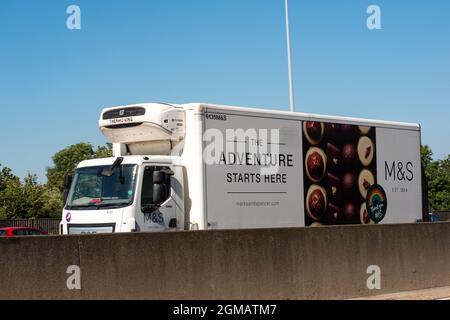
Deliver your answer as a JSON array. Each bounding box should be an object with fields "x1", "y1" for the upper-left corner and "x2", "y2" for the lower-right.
[{"x1": 0, "y1": 227, "x2": 48, "y2": 237}]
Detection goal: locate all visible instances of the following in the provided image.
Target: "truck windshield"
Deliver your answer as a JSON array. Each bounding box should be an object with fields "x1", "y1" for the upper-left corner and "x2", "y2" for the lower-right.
[{"x1": 66, "y1": 165, "x2": 138, "y2": 210}]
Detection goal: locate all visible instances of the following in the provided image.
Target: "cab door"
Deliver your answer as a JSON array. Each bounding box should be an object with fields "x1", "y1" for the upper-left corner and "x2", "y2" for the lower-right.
[{"x1": 135, "y1": 165, "x2": 184, "y2": 232}]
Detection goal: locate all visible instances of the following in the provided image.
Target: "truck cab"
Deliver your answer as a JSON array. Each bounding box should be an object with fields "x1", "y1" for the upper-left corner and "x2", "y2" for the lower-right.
[{"x1": 61, "y1": 103, "x2": 188, "y2": 235}]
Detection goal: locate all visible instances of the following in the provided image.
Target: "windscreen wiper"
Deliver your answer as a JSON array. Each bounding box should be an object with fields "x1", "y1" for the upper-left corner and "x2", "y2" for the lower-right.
[{"x1": 66, "y1": 204, "x2": 100, "y2": 210}]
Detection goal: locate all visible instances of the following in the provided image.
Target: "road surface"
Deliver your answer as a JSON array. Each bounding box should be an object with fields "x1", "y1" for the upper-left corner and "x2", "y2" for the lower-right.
[{"x1": 352, "y1": 286, "x2": 450, "y2": 300}]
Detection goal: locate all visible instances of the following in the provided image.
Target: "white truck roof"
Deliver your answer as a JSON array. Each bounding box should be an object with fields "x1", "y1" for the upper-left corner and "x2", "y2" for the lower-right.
[
  {"x1": 100, "y1": 102, "x2": 420, "y2": 135},
  {"x1": 97, "y1": 102, "x2": 420, "y2": 158},
  {"x1": 189, "y1": 103, "x2": 420, "y2": 131},
  {"x1": 77, "y1": 155, "x2": 182, "y2": 168}
]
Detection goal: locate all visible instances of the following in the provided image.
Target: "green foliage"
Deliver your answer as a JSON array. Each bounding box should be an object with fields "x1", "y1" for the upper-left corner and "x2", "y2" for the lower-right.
[
  {"x1": 0, "y1": 165, "x2": 18, "y2": 192},
  {"x1": 46, "y1": 143, "x2": 93, "y2": 192},
  {"x1": 94, "y1": 143, "x2": 114, "y2": 158},
  {"x1": 46, "y1": 142, "x2": 113, "y2": 191},
  {"x1": 0, "y1": 171, "x2": 21, "y2": 219},
  {"x1": 0, "y1": 142, "x2": 112, "y2": 219},
  {"x1": 421, "y1": 145, "x2": 450, "y2": 212},
  {"x1": 421, "y1": 145, "x2": 433, "y2": 168},
  {"x1": 0, "y1": 173, "x2": 62, "y2": 219}
]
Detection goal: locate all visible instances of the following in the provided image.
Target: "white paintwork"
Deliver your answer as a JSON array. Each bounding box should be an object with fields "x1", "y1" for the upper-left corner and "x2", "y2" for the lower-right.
[
  {"x1": 199, "y1": 103, "x2": 420, "y2": 130},
  {"x1": 376, "y1": 128, "x2": 423, "y2": 224},
  {"x1": 204, "y1": 113, "x2": 304, "y2": 229},
  {"x1": 61, "y1": 102, "x2": 422, "y2": 234},
  {"x1": 100, "y1": 103, "x2": 185, "y2": 156}
]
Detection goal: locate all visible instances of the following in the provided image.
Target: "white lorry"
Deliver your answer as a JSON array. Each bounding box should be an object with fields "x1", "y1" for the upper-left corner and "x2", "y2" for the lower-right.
[{"x1": 61, "y1": 103, "x2": 425, "y2": 235}]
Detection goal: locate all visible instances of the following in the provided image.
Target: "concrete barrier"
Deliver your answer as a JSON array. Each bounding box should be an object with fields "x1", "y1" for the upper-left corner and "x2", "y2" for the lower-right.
[{"x1": 0, "y1": 222, "x2": 449, "y2": 299}]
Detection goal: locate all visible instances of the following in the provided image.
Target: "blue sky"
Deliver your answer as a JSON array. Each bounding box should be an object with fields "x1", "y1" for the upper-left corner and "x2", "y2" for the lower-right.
[{"x1": 0, "y1": 0, "x2": 449, "y2": 181}]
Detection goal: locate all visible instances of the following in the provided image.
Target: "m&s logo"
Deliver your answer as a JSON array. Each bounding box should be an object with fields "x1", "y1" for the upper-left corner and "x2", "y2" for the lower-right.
[{"x1": 385, "y1": 161, "x2": 414, "y2": 181}]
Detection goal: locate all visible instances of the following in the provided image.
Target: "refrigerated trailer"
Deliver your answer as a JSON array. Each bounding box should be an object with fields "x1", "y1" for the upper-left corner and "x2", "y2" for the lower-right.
[{"x1": 61, "y1": 103, "x2": 424, "y2": 234}]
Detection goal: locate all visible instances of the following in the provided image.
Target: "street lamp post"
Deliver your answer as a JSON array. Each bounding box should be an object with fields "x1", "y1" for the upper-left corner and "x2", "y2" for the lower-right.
[{"x1": 285, "y1": 0, "x2": 295, "y2": 113}]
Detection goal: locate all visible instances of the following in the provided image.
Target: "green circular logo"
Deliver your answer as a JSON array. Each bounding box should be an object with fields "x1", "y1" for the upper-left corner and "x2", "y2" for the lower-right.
[{"x1": 366, "y1": 184, "x2": 387, "y2": 223}]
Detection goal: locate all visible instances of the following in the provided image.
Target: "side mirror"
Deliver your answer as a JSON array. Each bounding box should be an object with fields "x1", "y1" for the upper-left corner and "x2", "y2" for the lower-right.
[
  {"x1": 151, "y1": 168, "x2": 174, "y2": 205},
  {"x1": 63, "y1": 174, "x2": 73, "y2": 204},
  {"x1": 64, "y1": 174, "x2": 73, "y2": 189},
  {"x1": 153, "y1": 168, "x2": 174, "y2": 184},
  {"x1": 153, "y1": 171, "x2": 167, "y2": 184},
  {"x1": 153, "y1": 184, "x2": 167, "y2": 205}
]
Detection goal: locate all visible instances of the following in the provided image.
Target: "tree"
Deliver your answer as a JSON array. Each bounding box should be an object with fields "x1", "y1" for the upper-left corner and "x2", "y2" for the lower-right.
[
  {"x1": 46, "y1": 142, "x2": 112, "y2": 191},
  {"x1": 427, "y1": 156, "x2": 450, "y2": 212},
  {"x1": 0, "y1": 165, "x2": 20, "y2": 219},
  {"x1": 40, "y1": 187, "x2": 63, "y2": 218},
  {"x1": 421, "y1": 145, "x2": 433, "y2": 169},
  {"x1": 0, "y1": 173, "x2": 62, "y2": 219},
  {"x1": 0, "y1": 142, "x2": 113, "y2": 219},
  {"x1": 47, "y1": 143, "x2": 94, "y2": 191},
  {"x1": 0, "y1": 174, "x2": 22, "y2": 219},
  {"x1": 421, "y1": 145, "x2": 450, "y2": 212},
  {"x1": 94, "y1": 143, "x2": 113, "y2": 158},
  {"x1": 0, "y1": 164, "x2": 17, "y2": 192}
]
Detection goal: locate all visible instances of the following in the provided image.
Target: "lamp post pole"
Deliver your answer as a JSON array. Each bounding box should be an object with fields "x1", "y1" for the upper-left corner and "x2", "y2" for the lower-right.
[{"x1": 285, "y1": 0, "x2": 295, "y2": 113}]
